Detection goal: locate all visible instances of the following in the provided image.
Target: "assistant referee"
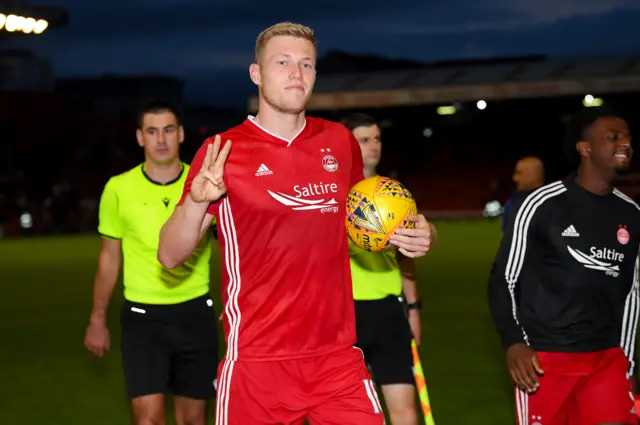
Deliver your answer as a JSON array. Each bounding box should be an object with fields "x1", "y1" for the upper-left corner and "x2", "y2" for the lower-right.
[
  {"x1": 84, "y1": 101, "x2": 218, "y2": 425},
  {"x1": 342, "y1": 113, "x2": 435, "y2": 425}
]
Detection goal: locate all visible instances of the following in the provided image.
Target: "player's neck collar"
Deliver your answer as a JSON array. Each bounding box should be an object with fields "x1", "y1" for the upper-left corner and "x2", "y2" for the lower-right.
[{"x1": 246, "y1": 115, "x2": 307, "y2": 145}]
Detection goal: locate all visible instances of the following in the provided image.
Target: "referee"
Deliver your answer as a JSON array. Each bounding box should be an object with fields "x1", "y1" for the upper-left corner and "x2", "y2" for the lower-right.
[
  {"x1": 84, "y1": 101, "x2": 218, "y2": 425},
  {"x1": 342, "y1": 113, "x2": 435, "y2": 425}
]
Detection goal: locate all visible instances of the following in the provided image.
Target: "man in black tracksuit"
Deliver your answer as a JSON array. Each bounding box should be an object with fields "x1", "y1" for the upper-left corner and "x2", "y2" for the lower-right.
[{"x1": 488, "y1": 107, "x2": 640, "y2": 425}]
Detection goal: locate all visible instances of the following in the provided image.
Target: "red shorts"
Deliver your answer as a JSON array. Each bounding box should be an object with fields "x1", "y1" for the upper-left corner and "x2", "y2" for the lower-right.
[
  {"x1": 515, "y1": 347, "x2": 636, "y2": 425},
  {"x1": 215, "y1": 346, "x2": 385, "y2": 425}
]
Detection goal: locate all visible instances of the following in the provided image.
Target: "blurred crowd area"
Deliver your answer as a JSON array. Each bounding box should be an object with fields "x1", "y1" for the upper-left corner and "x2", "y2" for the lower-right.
[
  {"x1": 0, "y1": 92, "x2": 204, "y2": 238},
  {"x1": 2, "y1": 91, "x2": 640, "y2": 238}
]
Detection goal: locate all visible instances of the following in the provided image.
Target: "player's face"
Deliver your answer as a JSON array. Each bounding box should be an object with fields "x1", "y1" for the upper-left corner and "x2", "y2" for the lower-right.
[
  {"x1": 353, "y1": 124, "x2": 382, "y2": 168},
  {"x1": 584, "y1": 116, "x2": 633, "y2": 176},
  {"x1": 136, "y1": 111, "x2": 184, "y2": 165},
  {"x1": 250, "y1": 36, "x2": 316, "y2": 114}
]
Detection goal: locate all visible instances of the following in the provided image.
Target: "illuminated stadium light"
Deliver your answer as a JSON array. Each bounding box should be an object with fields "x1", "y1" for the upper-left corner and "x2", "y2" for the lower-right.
[
  {"x1": 583, "y1": 94, "x2": 603, "y2": 108},
  {"x1": 0, "y1": 13, "x2": 49, "y2": 34},
  {"x1": 476, "y1": 100, "x2": 487, "y2": 110},
  {"x1": 437, "y1": 105, "x2": 456, "y2": 115},
  {"x1": 34, "y1": 18, "x2": 48, "y2": 34},
  {"x1": 4, "y1": 14, "x2": 18, "y2": 31}
]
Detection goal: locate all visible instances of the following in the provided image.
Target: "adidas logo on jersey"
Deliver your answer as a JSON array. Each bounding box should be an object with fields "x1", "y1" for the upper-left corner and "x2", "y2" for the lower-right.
[
  {"x1": 562, "y1": 225, "x2": 580, "y2": 237},
  {"x1": 255, "y1": 163, "x2": 273, "y2": 176}
]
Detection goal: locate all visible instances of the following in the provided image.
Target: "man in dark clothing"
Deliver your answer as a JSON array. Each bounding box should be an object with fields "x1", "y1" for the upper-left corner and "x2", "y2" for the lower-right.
[
  {"x1": 502, "y1": 156, "x2": 545, "y2": 232},
  {"x1": 488, "y1": 108, "x2": 640, "y2": 425}
]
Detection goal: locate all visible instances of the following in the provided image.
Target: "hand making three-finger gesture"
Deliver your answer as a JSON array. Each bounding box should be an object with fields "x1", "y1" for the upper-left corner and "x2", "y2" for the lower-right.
[{"x1": 190, "y1": 135, "x2": 232, "y2": 204}]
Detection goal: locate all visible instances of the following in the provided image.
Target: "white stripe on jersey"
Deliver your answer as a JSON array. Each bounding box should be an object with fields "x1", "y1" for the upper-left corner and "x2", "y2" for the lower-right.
[
  {"x1": 505, "y1": 181, "x2": 567, "y2": 343},
  {"x1": 220, "y1": 197, "x2": 242, "y2": 361},
  {"x1": 216, "y1": 197, "x2": 242, "y2": 425},
  {"x1": 613, "y1": 188, "x2": 640, "y2": 212},
  {"x1": 612, "y1": 188, "x2": 640, "y2": 377},
  {"x1": 621, "y1": 257, "x2": 639, "y2": 378}
]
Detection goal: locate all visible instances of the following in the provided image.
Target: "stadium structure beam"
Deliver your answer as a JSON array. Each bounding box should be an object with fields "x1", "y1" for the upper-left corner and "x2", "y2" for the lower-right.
[{"x1": 247, "y1": 71, "x2": 640, "y2": 113}]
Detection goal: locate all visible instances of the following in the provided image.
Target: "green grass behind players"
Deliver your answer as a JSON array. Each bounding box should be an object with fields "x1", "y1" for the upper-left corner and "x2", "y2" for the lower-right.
[{"x1": 0, "y1": 220, "x2": 518, "y2": 424}]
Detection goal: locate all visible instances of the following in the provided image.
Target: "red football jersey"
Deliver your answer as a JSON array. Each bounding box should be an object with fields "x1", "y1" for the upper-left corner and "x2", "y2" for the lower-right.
[{"x1": 178, "y1": 116, "x2": 364, "y2": 361}]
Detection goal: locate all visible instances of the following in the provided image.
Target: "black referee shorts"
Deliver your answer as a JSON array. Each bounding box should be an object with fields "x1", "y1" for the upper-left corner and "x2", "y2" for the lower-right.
[
  {"x1": 354, "y1": 295, "x2": 415, "y2": 386},
  {"x1": 120, "y1": 293, "x2": 219, "y2": 400}
]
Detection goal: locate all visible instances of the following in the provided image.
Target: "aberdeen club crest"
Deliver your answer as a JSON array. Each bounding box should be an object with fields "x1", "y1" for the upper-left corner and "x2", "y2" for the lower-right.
[
  {"x1": 618, "y1": 224, "x2": 630, "y2": 245},
  {"x1": 321, "y1": 148, "x2": 338, "y2": 172}
]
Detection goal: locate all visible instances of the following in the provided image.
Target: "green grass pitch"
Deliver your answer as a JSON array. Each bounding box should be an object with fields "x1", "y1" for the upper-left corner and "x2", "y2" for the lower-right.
[{"x1": 0, "y1": 219, "x2": 526, "y2": 424}]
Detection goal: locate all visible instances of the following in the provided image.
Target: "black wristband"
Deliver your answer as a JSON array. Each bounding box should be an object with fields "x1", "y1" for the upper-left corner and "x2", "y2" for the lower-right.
[{"x1": 406, "y1": 301, "x2": 422, "y2": 311}]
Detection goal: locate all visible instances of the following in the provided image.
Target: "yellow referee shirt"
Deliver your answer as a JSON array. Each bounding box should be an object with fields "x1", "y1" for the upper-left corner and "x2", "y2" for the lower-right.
[
  {"x1": 349, "y1": 237, "x2": 402, "y2": 301},
  {"x1": 98, "y1": 163, "x2": 214, "y2": 305}
]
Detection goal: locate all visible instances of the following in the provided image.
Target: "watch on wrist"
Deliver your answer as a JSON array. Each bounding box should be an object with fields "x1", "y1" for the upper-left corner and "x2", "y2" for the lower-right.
[{"x1": 406, "y1": 301, "x2": 422, "y2": 311}]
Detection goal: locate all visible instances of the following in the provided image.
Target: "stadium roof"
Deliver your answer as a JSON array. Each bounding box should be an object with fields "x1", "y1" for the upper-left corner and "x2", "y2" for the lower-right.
[{"x1": 248, "y1": 54, "x2": 640, "y2": 112}]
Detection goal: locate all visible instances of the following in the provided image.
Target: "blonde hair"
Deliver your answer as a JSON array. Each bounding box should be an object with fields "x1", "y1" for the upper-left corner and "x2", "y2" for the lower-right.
[{"x1": 255, "y1": 22, "x2": 316, "y2": 63}]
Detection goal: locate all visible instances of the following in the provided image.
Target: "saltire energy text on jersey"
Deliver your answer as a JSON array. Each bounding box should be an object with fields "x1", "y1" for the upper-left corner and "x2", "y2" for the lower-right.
[{"x1": 178, "y1": 116, "x2": 365, "y2": 361}]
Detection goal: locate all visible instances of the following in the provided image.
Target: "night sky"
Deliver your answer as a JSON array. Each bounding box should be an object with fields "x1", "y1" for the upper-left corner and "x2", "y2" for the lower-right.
[{"x1": 6, "y1": 0, "x2": 640, "y2": 107}]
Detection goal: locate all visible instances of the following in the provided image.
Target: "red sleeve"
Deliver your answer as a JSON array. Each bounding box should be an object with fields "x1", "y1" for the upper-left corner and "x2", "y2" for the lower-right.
[
  {"x1": 349, "y1": 132, "x2": 364, "y2": 188},
  {"x1": 177, "y1": 137, "x2": 220, "y2": 216}
]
